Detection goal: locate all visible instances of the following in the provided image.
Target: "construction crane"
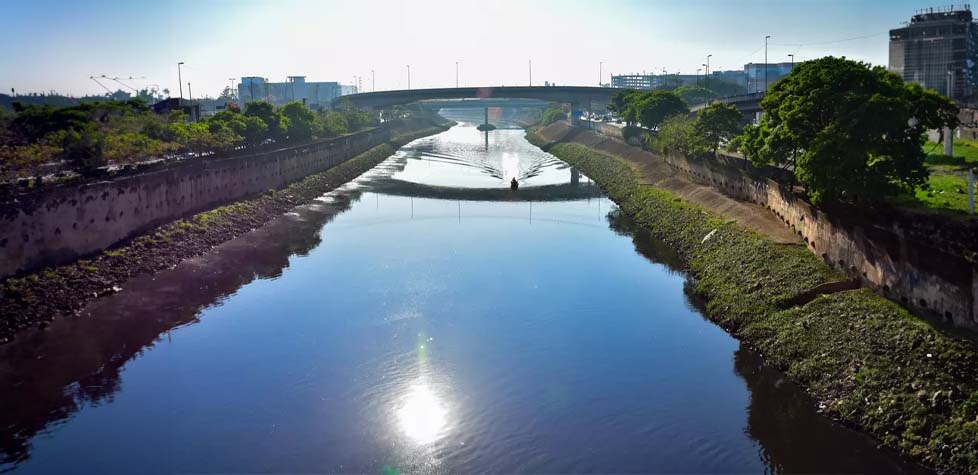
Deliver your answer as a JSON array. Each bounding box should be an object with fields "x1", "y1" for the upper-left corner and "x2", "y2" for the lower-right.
[
  {"x1": 108, "y1": 76, "x2": 146, "y2": 93},
  {"x1": 89, "y1": 75, "x2": 115, "y2": 95}
]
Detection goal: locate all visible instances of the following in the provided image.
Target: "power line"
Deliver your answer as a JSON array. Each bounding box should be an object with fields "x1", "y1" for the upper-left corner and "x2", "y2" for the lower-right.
[{"x1": 769, "y1": 31, "x2": 888, "y2": 47}]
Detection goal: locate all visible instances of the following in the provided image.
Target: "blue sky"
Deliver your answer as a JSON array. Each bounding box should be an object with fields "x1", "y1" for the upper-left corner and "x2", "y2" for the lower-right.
[{"x1": 0, "y1": 0, "x2": 947, "y2": 98}]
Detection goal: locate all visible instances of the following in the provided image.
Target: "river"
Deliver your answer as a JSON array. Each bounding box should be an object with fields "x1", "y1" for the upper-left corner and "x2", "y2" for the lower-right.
[{"x1": 0, "y1": 110, "x2": 929, "y2": 474}]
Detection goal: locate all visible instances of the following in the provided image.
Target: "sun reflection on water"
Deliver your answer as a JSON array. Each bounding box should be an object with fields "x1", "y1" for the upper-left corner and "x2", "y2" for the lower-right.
[{"x1": 396, "y1": 383, "x2": 448, "y2": 444}]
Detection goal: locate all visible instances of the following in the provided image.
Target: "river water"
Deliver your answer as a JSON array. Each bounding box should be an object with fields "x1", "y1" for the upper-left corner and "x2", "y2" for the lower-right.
[{"x1": 0, "y1": 110, "x2": 929, "y2": 474}]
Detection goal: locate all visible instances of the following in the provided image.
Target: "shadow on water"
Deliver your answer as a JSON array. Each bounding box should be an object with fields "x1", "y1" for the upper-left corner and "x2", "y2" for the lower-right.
[
  {"x1": 606, "y1": 210, "x2": 932, "y2": 475},
  {"x1": 0, "y1": 172, "x2": 376, "y2": 470}
]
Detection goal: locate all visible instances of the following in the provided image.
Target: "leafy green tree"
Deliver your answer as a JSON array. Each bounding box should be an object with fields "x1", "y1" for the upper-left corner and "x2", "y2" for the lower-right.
[
  {"x1": 694, "y1": 102, "x2": 742, "y2": 154},
  {"x1": 322, "y1": 111, "x2": 348, "y2": 137},
  {"x1": 674, "y1": 85, "x2": 718, "y2": 107},
  {"x1": 629, "y1": 90, "x2": 688, "y2": 130},
  {"x1": 651, "y1": 114, "x2": 705, "y2": 157},
  {"x1": 541, "y1": 105, "x2": 565, "y2": 125},
  {"x1": 61, "y1": 124, "x2": 105, "y2": 175},
  {"x1": 737, "y1": 56, "x2": 959, "y2": 205},
  {"x1": 244, "y1": 101, "x2": 287, "y2": 141},
  {"x1": 280, "y1": 101, "x2": 318, "y2": 141}
]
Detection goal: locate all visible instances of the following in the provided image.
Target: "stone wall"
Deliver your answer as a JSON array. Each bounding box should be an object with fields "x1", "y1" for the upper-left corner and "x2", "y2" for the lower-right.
[
  {"x1": 0, "y1": 127, "x2": 391, "y2": 278},
  {"x1": 662, "y1": 152, "x2": 978, "y2": 330}
]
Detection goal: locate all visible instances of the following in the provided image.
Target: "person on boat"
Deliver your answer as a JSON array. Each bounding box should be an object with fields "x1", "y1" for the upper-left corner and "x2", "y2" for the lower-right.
[{"x1": 510, "y1": 177, "x2": 519, "y2": 190}]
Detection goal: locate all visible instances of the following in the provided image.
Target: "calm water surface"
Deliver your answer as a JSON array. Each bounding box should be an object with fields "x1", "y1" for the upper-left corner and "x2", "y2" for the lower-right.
[{"x1": 0, "y1": 111, "x2": 929, "y2": 474}]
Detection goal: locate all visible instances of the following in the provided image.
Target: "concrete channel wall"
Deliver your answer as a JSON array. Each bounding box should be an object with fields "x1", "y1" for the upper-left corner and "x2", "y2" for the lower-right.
[
  {"x1": 662, "y1": 152, "x2": 978, "y2": 331},
  {"x1": 0, "y1": 127, "x2": 391, "y2": 279}
]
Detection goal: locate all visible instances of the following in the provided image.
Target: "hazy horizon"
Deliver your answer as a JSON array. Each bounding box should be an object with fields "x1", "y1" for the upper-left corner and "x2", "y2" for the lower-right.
[{"x1": 1, "y1": 0, "x2": 946, "y2": 98}]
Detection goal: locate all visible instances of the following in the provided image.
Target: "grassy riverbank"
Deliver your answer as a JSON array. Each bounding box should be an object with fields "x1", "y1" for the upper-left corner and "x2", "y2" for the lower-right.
[
  {"x1": 0, "y1": 121, "x2": 451, "y2": 342},
  {"x1": 532, "y1": 134, "x2": 978, "y2": 474}
]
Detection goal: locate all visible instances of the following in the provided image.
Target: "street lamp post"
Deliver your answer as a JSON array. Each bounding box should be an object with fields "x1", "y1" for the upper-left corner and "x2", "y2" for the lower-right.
[
  {"x1": 372, "y1": 69, "x2": 375, "y2": 92},
  {"x1": 228, "y1": 78, "x2": 235, "y2": 102},
  {"x1": 697, "y1": 68, "x2": 702, "y2": 86},
  {"x1": 706, "y1": 54, "x2": 712, "y2": 90},
  {"x1": 455, "y1": 61, "x2": 459, "y2": 88},
  {"x1": 599, "y1": 61, "x2": 603, "y2": 87},
  {"x1": 788, "y1": 53, "x2": 794, "y2": 71},
  {"x1": 177, "y1": 62, "x2": 184, "y2": 103},
  {"x1": 764, "y1": 35, "x2": 771, "y2": 93},
  {"x1": 407, "y1": 65, "x2": 411, "y2": 90},
  {"x1": 529, "y1": 59, "x2": 532, "y2": 87}
]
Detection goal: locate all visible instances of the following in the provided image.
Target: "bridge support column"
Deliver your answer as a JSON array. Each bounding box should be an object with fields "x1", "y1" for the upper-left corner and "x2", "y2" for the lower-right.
[{"x1": 570, "y1": 103, "x2": 585, "y2": 126}]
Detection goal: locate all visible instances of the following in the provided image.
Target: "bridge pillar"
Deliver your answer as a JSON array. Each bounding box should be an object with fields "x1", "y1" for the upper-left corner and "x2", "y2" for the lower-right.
[{"x1": 570, "y1": 103, "x2": 585, "y2": 125}]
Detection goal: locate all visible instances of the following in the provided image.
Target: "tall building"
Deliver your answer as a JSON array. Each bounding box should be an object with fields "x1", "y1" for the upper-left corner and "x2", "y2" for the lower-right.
[
  {"x1": 744, "y1": 63, "x2": 795, "y2": 93},
  {"x1": 237, "y1": 76, "x2": 357, "y2": 109},
  {"x1": 889, "y1": 5, "x2": 978, "y2": 99}
]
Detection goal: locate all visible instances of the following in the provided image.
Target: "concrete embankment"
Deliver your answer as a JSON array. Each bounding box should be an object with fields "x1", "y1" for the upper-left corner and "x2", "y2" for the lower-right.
[
  {"x1": 0, "y1": 119, "x2": 452, "y2": 342},
  {"x1": 527, "y1": 126, "x2": 978, "y2": 474}
]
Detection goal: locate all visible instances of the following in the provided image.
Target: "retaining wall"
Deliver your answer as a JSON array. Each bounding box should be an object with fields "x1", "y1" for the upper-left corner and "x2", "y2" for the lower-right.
[
  {"x1": 663, "y1": 152, "x2": 978, "y2": 330},
  {"x1": 0, "y1": 127, "x2": 391, "y2": 278}
]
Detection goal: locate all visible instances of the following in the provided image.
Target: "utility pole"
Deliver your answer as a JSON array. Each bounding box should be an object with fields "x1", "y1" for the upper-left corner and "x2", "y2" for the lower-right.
[
  {"x1": 228, "y1": 78, "x2": 236, "y2": 102},
  {"x1": 764, "y1": 35, "x2": 771, "y2": 93},
  {"x1": 407, "y1": 64, "x2": 411, "y2": 90},
  {"x1": 706, "y1": 54, "x2": 712, "y2": 90},
  {"x1": 177, "y1": 61, "x2": 184, "y2": 103},
  {"x1": 187, "y1": 82, "x2": 194, "y2": 121}
]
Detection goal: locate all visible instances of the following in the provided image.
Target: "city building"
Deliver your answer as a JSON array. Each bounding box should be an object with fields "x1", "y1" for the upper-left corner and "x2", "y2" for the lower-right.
[
  {"x1": 611, "y1": 74, "x2": 656, "y2": 90},
  {"x1": 889, "y1": 5, "x2": 978, "y2": 99},
  {"x1": 611, "y1": 70, "x2": 748, "y2": 92},
  {"x1": 237, "y1": 76, "x2": 358, "y2": 109},
  {"x1": 744, "y1": 62, "x2": 795, "y2": 93}
]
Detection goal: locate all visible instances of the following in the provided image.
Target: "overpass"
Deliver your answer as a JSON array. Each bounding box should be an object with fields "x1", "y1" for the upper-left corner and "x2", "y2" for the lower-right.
[
  {"x1": 692, "y1": 92, "x2": 765, "y2": 116},
  {"x1": 332, "y1": 86, "x2": 615, "y2": 119}
]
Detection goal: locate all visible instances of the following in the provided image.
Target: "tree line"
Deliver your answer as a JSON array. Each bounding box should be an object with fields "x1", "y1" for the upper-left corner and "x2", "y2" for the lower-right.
[
  {"x1": 605, "y1": 57, "x2": 959, "y2": 206},
  {"x1": 0, "y1": 99, "x2": 378, "y2": 183}
]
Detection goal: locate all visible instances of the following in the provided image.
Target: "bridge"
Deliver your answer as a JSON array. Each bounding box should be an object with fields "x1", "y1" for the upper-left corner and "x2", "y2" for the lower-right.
[
  {"x1": 692, "y1": 92, "x2": 765, "y2": 120},
  {"x1": 333, "y1": 86, "x2": 616, "y2": 119}
]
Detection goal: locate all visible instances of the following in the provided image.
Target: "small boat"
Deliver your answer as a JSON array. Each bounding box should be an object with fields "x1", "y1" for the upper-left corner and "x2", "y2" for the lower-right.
[{"x1": 510, "y1": 178, "x2": 519, "y2": 190}]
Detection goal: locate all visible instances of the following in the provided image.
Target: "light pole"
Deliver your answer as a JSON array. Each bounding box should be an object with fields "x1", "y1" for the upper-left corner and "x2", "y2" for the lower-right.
[
  {"x1": 599, "y1": 61, "x2": 603, "y2": 87},
  {"x1": 764, "y1": 35, "x2": 771, "y2": 93},
  {"x1": 697, "y1": 68, "x2": 702, "y2": 86},
  {"x1": 788, "y1": 53, "x2": 794, "y2": 71},
  {"x1": 407, "y1": 65, "x2": 411, "y2": 90},
  {"x1": 372, "y1": 69, "x2": 375, "y2": 92},
  {"x1": 529, "y1": 59, "x2": 532, "y2": 87},
  {"x1": 228, "y1": 78, "x2": 235, "y2": 102},
  {"x1": 187, "y1": 82, "x2": 194, "y2": 121},
  {"x1": 706, "y1": 54, "x2": 712, "y2": 90},
  {"x1": 177, "y1": 61, "x2": 184, "y2": 103},
  {"x1": 455, "y1": 61, "x2": 459, "y2": 88}
]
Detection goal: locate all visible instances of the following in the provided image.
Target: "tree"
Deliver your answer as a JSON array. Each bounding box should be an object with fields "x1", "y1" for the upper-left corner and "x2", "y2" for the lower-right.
[
  {"x1": 61, "y1": 124, "x2": 105, "y2": 175},
  {"x1": 737, "y1": 56, "x2": 959, "y2": 205},
  {"x1": 244, "y1": 101, "x2": 287, "y2": 141},
  {"x1": 629, "y1": 90, "x2": 688, "y2": 130},
  {"x1": 322, "y1": 111, "x2": 348, "y2": 137},
  {"x1": 674, "y1": 85, "x2": 718, "y2": 107},
  {"x1": 694, "y1": 102, "x2": 742, "y2": 154},
  {"x1": 541, "y1": 105, "x2": 565, "y2": 125},
  {"x1": 280, "y1": 101, "x2": 318, "y2": 141},
  {"x1": 651, "y1": 114, "x2": 705, "y2": 158}
]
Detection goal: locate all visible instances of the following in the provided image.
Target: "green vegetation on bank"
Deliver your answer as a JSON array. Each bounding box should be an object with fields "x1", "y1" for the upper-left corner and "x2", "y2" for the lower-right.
[
  {"x1": 0, "y1": 98, "x2": 378, "y2": 182},
  {"x1": 0, "y1": 118, "x2": 451, "y2": 340},
  {"x1": 536, "y1": 136, "x2": 978, "y2": 473}
]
